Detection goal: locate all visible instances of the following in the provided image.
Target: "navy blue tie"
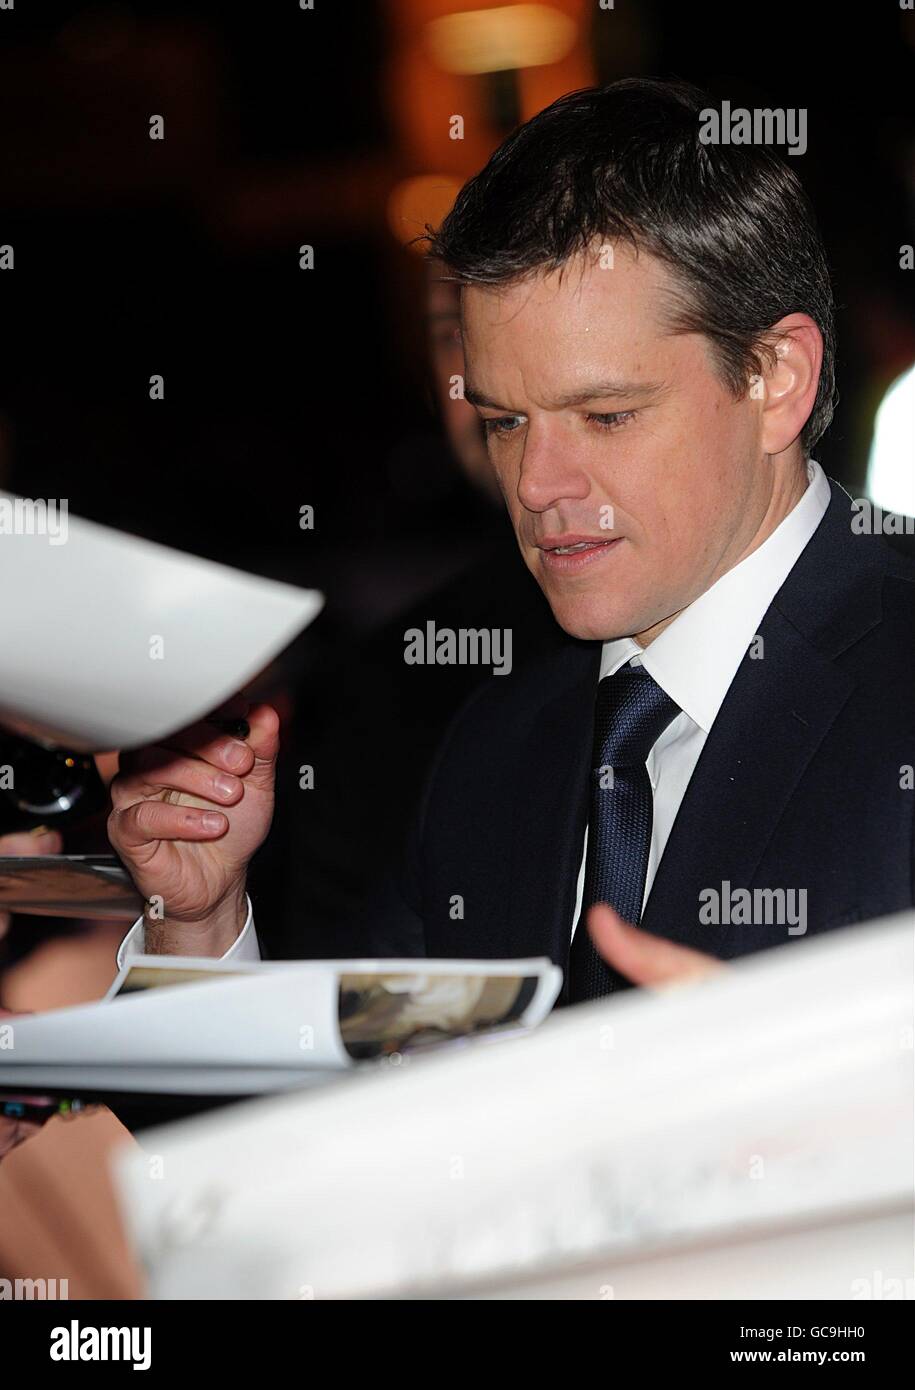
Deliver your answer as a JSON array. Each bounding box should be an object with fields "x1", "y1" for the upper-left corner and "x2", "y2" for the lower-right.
[{"x1": 567, "y1": 664, "x2": 680, "y2": 1003}]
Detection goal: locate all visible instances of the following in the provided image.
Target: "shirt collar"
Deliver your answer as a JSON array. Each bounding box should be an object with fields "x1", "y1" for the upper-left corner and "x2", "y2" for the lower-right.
[{"x1": 598, "y1": 460, "x2": 832, "y2": 732}]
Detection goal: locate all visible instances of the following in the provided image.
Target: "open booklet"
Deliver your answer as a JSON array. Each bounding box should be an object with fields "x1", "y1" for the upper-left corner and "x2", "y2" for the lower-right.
[
  {"x1": 0, "y1": 955, "x2": 563, "y2": 1095},
  {"x1": 0, "y1": 491, "x2": 323, "y2": 753}
]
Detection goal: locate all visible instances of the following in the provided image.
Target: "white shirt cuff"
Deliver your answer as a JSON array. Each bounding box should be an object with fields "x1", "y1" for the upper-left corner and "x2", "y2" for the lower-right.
[{"x1": 116, "y1": 895, "x2": 259, "y2": 969}]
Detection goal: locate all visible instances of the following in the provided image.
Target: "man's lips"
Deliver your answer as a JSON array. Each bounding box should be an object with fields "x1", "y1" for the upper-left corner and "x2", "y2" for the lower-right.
[
  {"x1": 536, "y1": 533, "x2": 623, "y2": 573},
  {"x1": 538, "y1": 533, "x2": 618, "y2": 554}
]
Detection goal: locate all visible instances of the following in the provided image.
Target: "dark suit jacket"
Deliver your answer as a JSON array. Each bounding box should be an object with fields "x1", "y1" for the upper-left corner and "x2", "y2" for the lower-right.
[{"x1": 366, "y1": 481, "x2": 915, "y2": 972}]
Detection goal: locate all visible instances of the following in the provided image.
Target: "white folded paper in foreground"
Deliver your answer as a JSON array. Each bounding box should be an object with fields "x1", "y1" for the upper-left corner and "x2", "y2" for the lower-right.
[
  {"x1": 111, "y1": 914, "x2": 914, "y2": 1300},
  {"x1": 0, "y1": 493, "x2": 323, "y2": 751}
]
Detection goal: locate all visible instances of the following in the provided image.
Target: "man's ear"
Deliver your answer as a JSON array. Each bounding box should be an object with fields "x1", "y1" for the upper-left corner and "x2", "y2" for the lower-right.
[{"x1": 755, "y1": 313, "x2": 823, "y2": 456}]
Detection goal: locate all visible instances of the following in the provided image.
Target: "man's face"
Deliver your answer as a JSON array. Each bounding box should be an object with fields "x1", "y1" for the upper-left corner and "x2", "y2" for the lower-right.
[{"x1": 461, "y1": 245, "x2": 770, "y2": 643}]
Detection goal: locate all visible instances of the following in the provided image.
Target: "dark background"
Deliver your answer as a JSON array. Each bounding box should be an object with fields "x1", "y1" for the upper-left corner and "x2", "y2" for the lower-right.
[
  {"x1": 2, "y1": 2, "x2": 913, "y2": 582},
  {"x1": 1, "y1": 0, "x2": 913, "y2": 955}
]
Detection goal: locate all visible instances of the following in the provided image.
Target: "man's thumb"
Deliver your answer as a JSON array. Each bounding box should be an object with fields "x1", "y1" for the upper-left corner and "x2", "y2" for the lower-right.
[{"x1": 586, "y1": 903, "x2": 722, "y2": 987}]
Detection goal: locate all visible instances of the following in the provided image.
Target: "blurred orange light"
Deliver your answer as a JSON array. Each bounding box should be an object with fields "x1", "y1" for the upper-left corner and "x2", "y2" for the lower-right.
[
  {"x1": 425, "y1": 4, "x2": 577, "y2": 75},
  {"x1": 387, "y1": 174, "x2": 464, "y2": 249}
]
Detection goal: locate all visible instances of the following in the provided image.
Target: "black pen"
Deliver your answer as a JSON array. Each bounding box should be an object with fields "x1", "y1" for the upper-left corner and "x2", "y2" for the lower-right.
[{"x1": 207, "y1": 717, "x2": 250, "y2": 739}]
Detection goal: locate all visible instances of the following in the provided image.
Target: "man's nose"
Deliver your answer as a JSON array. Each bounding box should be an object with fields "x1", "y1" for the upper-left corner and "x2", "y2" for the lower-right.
[{"x1": 516, "y1": 425, "x2": 591, "y2": 513}]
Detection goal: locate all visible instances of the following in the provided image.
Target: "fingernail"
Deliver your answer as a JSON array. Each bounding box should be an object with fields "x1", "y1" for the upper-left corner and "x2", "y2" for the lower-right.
[
  {"x1": 213, "y1": 774, "x2": 238, "y2": 798},
  {"x1": 201, "y1": 812, "x2": 225, "y2": 832},
  {"x1": 224, "y1": 741, "x2": 248, "y2": 770},
  {"x1": 29, "y1": 824, "x2": 51, "y2": 837}
]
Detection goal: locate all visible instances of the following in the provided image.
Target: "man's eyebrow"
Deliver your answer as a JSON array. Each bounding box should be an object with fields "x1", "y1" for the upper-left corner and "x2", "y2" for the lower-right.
[
  {"x1": 463, "y1": 379, "x2": 667, "y2": 410},
  {"x1": 551, "y1": 379, "x2": 668, "y2": 408},
  {"x1": 463, "y1": 384, "x2": 509, "y2": 409}
]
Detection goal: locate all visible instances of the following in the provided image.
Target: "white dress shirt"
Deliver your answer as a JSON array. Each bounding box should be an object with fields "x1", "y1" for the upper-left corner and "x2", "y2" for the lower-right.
[
  {"x1": 116, "y1": 895, "x2": 260, "y2": 969},
  {"x1": 117, "y1": 460, "x2": 831, "y2": 965}
]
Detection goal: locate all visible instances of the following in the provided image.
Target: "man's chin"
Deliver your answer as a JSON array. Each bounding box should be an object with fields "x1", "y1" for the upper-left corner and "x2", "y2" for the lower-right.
[{"x1": 546, "y1": 600, "x2": 647, "y2": 644}]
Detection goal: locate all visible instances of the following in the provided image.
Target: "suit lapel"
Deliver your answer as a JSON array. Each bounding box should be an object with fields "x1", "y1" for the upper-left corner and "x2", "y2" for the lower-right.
[
  {"x1": 642, "y1": 481, "x2": 887, "y2": 954},
  {"x1": 640, "y1": 607, "x2": 853, "y2": 953}
]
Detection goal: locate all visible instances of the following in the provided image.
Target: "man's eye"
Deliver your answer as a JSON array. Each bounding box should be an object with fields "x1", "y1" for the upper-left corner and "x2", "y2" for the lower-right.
[
  {"x1": 587, "y1": 411, "x2": 635, "y2": 430},
  {"x1": 482, "y1": 416, "x2": 523, "y2": 436}
]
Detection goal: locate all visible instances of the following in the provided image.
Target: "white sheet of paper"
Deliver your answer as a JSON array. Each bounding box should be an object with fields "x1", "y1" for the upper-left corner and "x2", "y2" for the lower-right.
[
  {"x1": 0, "y1": 963, "x2": 350, "y2": 1070},
  {"x1": 0, "y1": 492, "x2": 323, "y2": 751}
]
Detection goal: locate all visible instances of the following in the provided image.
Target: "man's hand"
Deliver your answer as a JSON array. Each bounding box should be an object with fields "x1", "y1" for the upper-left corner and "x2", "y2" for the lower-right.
[
  {"x1": 587, "y1": 903, "x2": 723, "y2": 987},
  {"x1": 107, "y1": 702, "x2": 279, "y2": 955}
]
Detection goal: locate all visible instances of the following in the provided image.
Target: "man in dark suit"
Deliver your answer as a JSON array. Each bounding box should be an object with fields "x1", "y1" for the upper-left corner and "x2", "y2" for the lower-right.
[{"x1": 107, "y1": 80, "x2": 915, "y2": 1002}]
